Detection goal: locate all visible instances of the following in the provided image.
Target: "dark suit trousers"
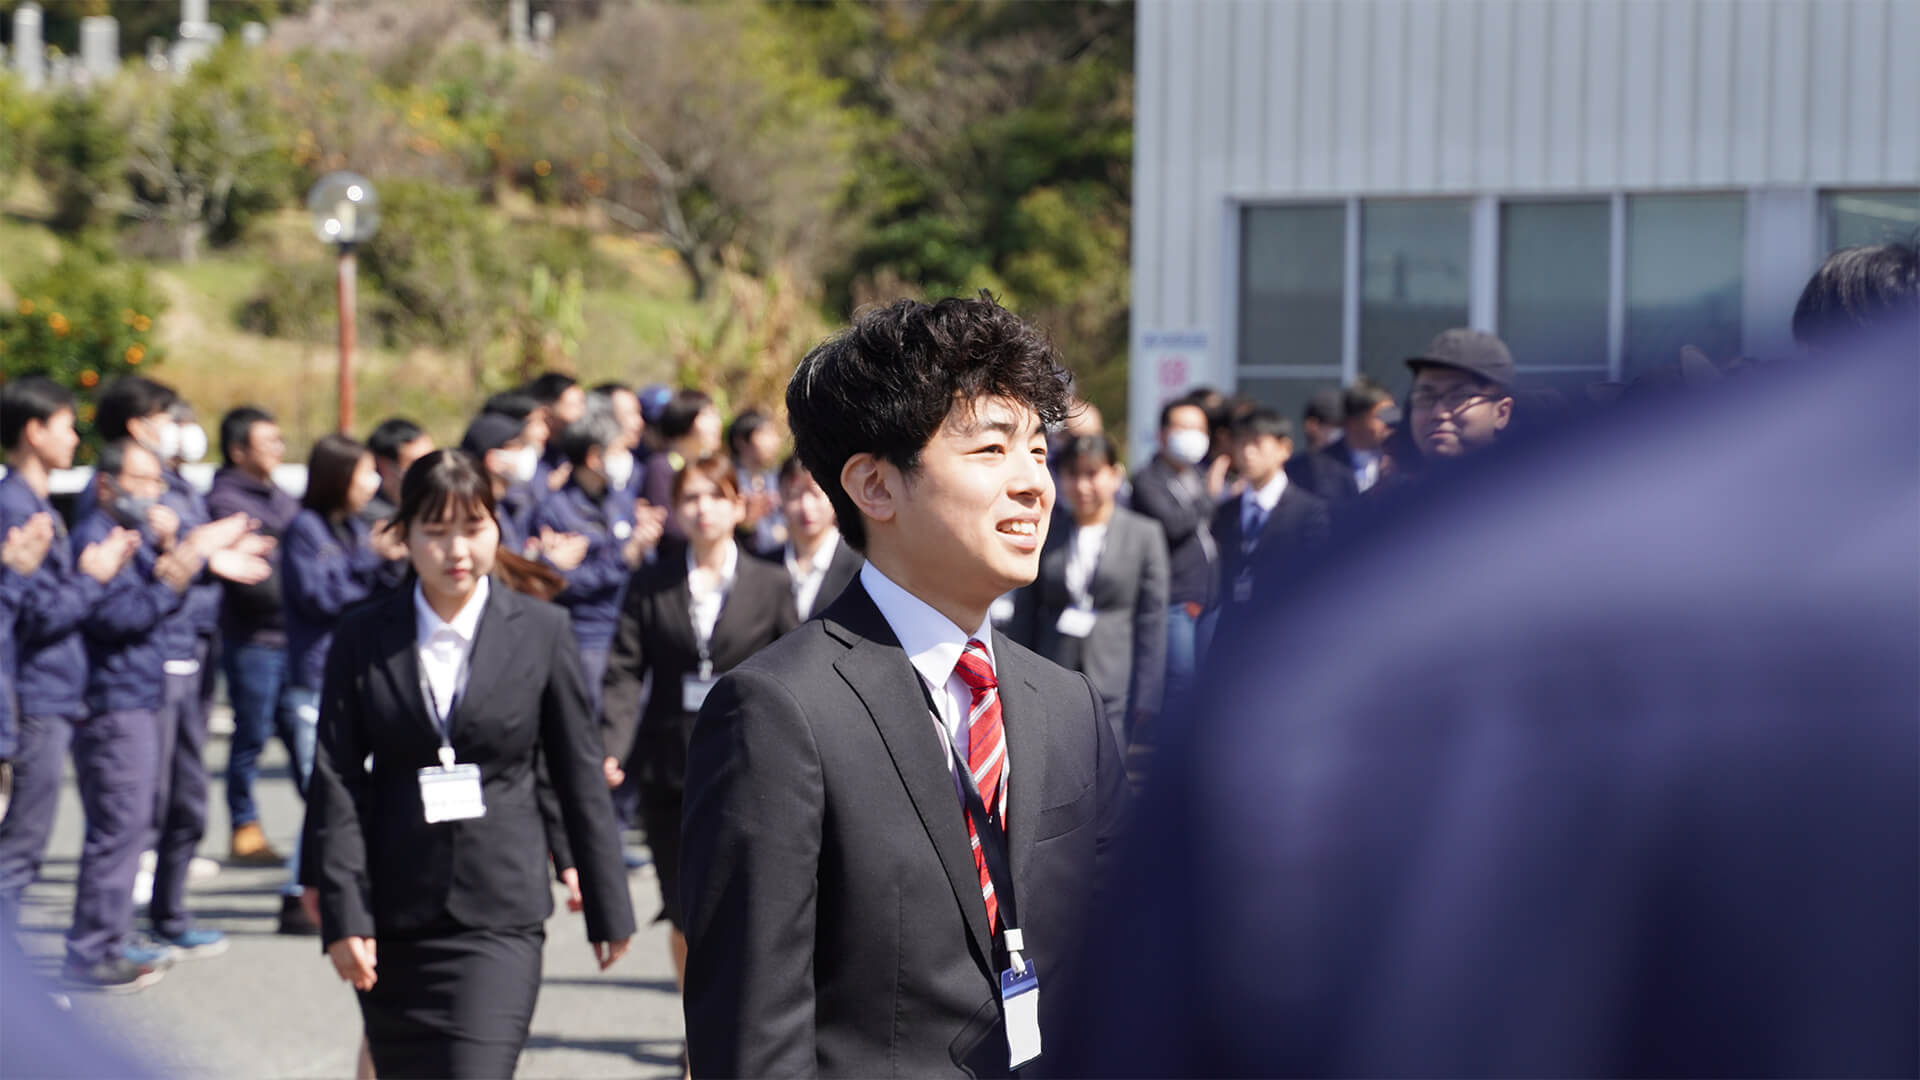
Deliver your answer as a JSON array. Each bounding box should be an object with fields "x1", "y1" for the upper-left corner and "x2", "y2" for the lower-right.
[{"x1": 359, "y1": 918, "x2": 545, "y2": 1080}]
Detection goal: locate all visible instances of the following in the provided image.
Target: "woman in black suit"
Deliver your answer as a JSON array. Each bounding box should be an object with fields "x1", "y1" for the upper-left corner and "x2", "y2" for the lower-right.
[
  {"x1": 601, "y1": 454, "x2": 797, "y2": 988},
  {"x1": 306, "y1": 450, "x2": 635, "y2": 1079}
]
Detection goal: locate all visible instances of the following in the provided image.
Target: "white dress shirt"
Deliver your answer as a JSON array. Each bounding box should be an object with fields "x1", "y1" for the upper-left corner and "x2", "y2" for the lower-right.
[
  {"x1": 784, "y1": 530, "x2": 842, "y2": 618},
  {"x1": 413, "y1": 576, "x2": 490, "y2": 731},
  {"x1": 1350, "y1": 448, "x2": 1382, "y2": 494},
  {"x1": 686, "y1": 541, "x2": 740, "y2": 660},
  {"x1": 859, "y1": 561, "x2": 1008, "y2": 801},
  {"x1": 1063, "y1": 521, "x2": 1109, "y2": 608},
  {"x1": 1242, "y1": 471, "x2": 1289, "y2": 546}
]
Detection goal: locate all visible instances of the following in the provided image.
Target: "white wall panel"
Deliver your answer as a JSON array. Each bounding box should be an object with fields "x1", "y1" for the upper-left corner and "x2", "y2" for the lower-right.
[
  {"x1": 1367, "y1": 0, "x2": 1408, "y2": 188},
  {"x1": 1438, "y1": 0, "x2": 1480, "y2": 189},
  {"x1": 1297, "y1": 0, "x2": 1337, "y2": 191},
  {"x1": 1334, "y1": 0, "x2": 1371, "y2": 190},
  {"x1": 1619, "y1": 0, "x2": 1662, "y2": 188},
  {"x1": 1509, "y1": 0, "x2": 1551, "y2": 189},
  {"x1": 1545, "y1": 0, "x2": 1586, "y2": 188},
  {"x1": 1583, "y1": 0, "x2": 1625, "y2": 187},
  {"x1": 1654, "y1": 1, "x2": 1698, "y2": 186},
  {"x1": 1261, "y1": 0, "x2": 1303, "y2": 190},
  {"x1": 1479, "y1": 0, "x2": 1518, "y2": 188},
  {"x1": 1886, "y1": 0, "x2": 1920, "y2": 181},
  {"x1": 1229, "y1": 0, "x2": 1268, "y2": 193},
  {"x1": 1768, "y1": 0, "x2": 1813, "y2": 182},
  {"x1": 1844, "y1": 0, "x2": 1889, "y2": 179},
  {"x1": 1694, "y1": 0, "x2": 1737, "y2": 184},
  {"x1": 1402, "y1": 0, "x2": 1443, "y2": 190}
]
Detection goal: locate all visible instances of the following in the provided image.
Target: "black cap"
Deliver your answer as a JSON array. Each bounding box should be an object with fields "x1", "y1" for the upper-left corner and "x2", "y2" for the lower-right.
[
  {"x1": 460, "y1": 412, "x2": 524, "y2": 456},
  {"x1": 1407, "y1": 328, "x2": 1515, "y2": 388}
]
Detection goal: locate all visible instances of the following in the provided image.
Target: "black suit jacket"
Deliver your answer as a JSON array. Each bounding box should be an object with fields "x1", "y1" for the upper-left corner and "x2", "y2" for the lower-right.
[
  {"x1": 1287, "y1": 441, "x2": 1364, "y2": 505},
  {"x1": 680, "y1": 579, "x2": 1129, "y2": 1078},
  {"x1": 600, "y1": 550, "x2": 799, "y2": 774},
  {"x1": 752, "y1": 536, "x2": 866, "y2": 622},
  {"x1": 1210, "y1": 483, "x2": 1332, "y2": 607},
  {"x1": 306, "y1": 585, "x2": 636, "y2": 946}
]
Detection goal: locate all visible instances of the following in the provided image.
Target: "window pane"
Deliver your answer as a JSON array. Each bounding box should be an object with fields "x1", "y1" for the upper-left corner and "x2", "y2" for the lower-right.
[
  {"x1": 1514, "y1": 367, "x2": 1612, "y2": 401},
  {"x1": 1360, "y1": 200, "x2": 1471, "y2": 392},
  {"x1": 1825, "y1": 190, "x2": 1920, "y2": 250},
  {"x1": 1625, "y1": 195, "x2": 1744, "y2": 377},
  {"x1": 1234, "y1": 376, "x2": 1345, "y2": 434},
  {"x1": 1239, "y1": 205, "x2": 1345, "y2": 370},
  {"x1": 1500, "y1": 202, "x2": 1609, "y2": 370}
]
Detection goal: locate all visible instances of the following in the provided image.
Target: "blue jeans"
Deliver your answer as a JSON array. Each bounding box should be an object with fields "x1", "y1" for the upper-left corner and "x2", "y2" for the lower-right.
[
  {"x1": 1161, "y1": 604, "x2": 1201, "y2": 741},
  {"x1": 222, "y1": 641, "x2": 297, "y2": 829},
  {"x1": 282, "y1": 687, "x2": 320, "y2": 898}
]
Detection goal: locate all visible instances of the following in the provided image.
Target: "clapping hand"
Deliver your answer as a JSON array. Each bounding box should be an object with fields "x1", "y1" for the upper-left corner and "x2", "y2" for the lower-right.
[
  {"x1": 77, "y1": 528, "x2": 140, "y2": 584},
  {"x1": 541, "y1": 528, "x2": 590, "y2": 572},
  {"x1": 2, "y1": 513, "x2": 55, "y2": 575}
]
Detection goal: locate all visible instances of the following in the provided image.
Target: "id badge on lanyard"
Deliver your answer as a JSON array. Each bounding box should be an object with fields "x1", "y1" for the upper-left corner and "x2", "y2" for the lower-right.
[
  {"x1": 417, "y1": 656, "x2": 485, "y2": 823},
  {"x1": 932, "y1": 689, "x2": 1041, "y2": 1070},
  {"x1": 682, "y1": 657, "x2": 717, "y2": 712}
]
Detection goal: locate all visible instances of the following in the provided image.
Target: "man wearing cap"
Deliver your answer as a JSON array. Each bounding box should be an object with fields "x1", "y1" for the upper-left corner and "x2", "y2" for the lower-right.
[{"x1": 1407, "y1": 329, "x2": 1515, "y2": 460}]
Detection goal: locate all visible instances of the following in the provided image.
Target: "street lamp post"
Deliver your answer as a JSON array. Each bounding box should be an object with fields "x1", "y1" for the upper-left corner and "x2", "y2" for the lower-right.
[{"x1": 306, "y1": 172, "x2": 380, "y2": 434}]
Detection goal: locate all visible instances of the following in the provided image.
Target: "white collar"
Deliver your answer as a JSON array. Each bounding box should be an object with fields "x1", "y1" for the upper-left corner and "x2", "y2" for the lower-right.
[
  {"x1": 786, "y1": 530, "x2": 841, "y2": 576},
  {"x1": 413, "y1": 576, "x2": 490, "y2": 646},
  {"x1": 1248, "y1": 471, "x2": 1288, "y2": 513},
  {"x1": 685, "y1": 539, "x2": 740, "y2": 586},
  {"x1": 859, "y1": 561, "x2": 996, "y2": 694}
]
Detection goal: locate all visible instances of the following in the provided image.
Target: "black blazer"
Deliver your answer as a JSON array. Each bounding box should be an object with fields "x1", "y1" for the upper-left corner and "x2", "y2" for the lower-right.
[
  {"x1": 600, "y1": 548, "x2": 799, "y2": 775},
  {"x1": 680, "y1": 580, "x2": 1129, "y2": 1078},
  {"x1": 1287, "y1": 441, "x2": 1364, "y2": 505},
  {"x1": 306, "y1": 585, "x2": 636, "y2": 946},
  {"x1": 754, "y1": 535, "x2": 867, "y2": 621},
  {"x1": 1210, "y1": 483, "x2": 1332, "y2": 607}
]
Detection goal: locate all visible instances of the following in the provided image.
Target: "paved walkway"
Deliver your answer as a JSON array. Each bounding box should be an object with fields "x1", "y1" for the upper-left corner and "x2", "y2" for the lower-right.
[{"x1": 8, "y1": 709, "x2": 686, "y2": 1078}]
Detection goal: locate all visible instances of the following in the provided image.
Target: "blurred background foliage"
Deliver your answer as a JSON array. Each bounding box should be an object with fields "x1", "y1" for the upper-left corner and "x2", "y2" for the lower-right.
[{"x1": 0, "y1": 0, "x2": 1134, "y2": 455}]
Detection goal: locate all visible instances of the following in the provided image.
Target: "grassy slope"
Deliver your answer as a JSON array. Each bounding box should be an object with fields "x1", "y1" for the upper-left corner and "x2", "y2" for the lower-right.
[{"x1": 2, "y1": 205, "x2": 701, "y2": 457}]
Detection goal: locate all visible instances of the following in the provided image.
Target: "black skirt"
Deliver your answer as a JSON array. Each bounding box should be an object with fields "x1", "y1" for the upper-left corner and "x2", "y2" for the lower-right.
[{"x1": 357, "y1": 920, "x2": 545, "y2": 1080}]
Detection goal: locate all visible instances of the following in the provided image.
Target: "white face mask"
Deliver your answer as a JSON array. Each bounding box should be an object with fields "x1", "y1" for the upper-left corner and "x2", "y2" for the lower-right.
[
  {"x1": 601, "y1": 448, "x2": 635, "y2": 492},
  {"x1": 1166, "y1": 428, "x2": 1211, "y2": 467},
  {"x1": 510, "y1": 445, "x2": 540, "y2": 485},
  {"x1": 176, "y1": 422, "x2": 209, "y2": 463},
  {"x1": 143, "y1": 417, "x2": 182, "y2": 462}
]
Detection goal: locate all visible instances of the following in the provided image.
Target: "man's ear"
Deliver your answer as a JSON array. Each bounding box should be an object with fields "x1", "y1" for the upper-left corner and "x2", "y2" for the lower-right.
[
  {"x1": 1493, "y1": 394, "x2": 1515, "y2": 432},
  {"x1": 841, "y1": 453, "x2": 897, "y2": 529}
]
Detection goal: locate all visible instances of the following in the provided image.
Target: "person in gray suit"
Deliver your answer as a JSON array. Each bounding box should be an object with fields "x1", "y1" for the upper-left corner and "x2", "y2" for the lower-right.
[
  {"x1": 1010, "y1": 434, "x2": 1168, "y2": 747},
  {"x1": 680, "y1": 296, "x2": 1129, "y2": 1078}
]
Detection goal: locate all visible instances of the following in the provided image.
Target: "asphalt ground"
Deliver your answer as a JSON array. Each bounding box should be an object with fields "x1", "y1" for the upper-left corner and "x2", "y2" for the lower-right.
[{"x1": 6, "y1": 706, "x2": 687, "y2": 1079}]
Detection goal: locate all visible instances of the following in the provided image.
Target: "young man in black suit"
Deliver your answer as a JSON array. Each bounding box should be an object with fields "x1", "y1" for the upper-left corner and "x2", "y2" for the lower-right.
[
  {"x1": 680, "y1": 296, "x2": 1129, "y2": 1077},
  {"x1": 1288, "y1": 380, "x2": 1398, "y2": 507},
  {"x1": 1211, "y1": 408, "x2": 1331, "y2": 613}
]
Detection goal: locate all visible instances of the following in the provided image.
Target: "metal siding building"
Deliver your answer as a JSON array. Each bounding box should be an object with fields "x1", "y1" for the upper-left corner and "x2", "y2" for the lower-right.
[{"x1": 1128, "y1": 0, "x2": 1920, "y2": 460}]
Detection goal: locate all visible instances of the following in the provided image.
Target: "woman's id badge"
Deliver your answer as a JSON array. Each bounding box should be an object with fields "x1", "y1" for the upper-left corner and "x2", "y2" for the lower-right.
[
  {"x1": 418, "y1": 762, "x2": 486, "y2": 823},
  {"x1": 1000, "y1": 961, "x2": 1041, "y2": 1069},
  {"x1": 1055, "y1": 606, "x2": 1097, "y2": 639}
]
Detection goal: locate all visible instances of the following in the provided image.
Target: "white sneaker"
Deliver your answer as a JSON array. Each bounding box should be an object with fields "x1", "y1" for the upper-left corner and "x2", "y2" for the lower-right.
[
  {"x1": 188, "y1": 857, "x2": 220, "y2": 883},
  {"x1": 132, "y1": 869, "x2": 154, "y2": 906}
]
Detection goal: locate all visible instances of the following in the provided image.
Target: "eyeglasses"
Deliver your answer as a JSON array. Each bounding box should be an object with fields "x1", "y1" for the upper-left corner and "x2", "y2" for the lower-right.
[{"x1": 1409, "y1": 388, "x2": 1501, "y2": 414}]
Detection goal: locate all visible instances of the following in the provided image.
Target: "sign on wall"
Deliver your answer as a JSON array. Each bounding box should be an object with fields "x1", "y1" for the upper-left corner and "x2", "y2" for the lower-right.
[{"x1": 1140, "y1": 329, "x2": 1208, "y2": 403}]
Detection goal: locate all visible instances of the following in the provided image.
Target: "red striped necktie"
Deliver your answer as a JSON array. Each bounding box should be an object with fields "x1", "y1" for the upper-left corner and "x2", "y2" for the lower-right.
[{"x1": 954, "y1": 638, "x2": 1008, "y2": 930}]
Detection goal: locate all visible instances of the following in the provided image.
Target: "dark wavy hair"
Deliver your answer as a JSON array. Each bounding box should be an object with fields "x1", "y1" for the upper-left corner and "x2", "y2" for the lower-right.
[
  {"x1": 1792, "y1": 238, "x2": 1920, "y2": 349},
  {"x1": 786, "y1": 293, "x2": 1072, "y2": 550}
]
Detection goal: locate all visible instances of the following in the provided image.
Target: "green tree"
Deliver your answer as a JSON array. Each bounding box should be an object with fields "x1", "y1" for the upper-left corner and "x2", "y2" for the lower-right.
[
  {"x1": 511, "y1": 2, "x2": 858, "y2": 299},
  {"x1": 30, "y1": 90, "x2": 126, "y2": 233},
  {"x1": 0, "y1": 244, "x2": 168, "y2": 406},
  {"x1": 107, "y1": 43, "x2": 291, "y2": 261},
  {"x1": 354, "y1": 178, "x2": 512, "y2": 388},
  {"x1": 780, "y1": 0, "x2": 1136, "y2": 432}
]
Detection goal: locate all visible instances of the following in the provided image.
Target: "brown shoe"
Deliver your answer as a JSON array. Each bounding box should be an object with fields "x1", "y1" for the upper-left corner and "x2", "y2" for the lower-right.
[{"x1": 229, "y1": 822, "x2": 283, "y2": 866}]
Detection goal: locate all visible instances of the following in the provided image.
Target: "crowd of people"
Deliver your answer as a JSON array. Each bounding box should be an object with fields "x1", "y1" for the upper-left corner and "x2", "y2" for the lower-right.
[{"x1": 0, "y1": 235, "x2": 1913, "y2": 1077}]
